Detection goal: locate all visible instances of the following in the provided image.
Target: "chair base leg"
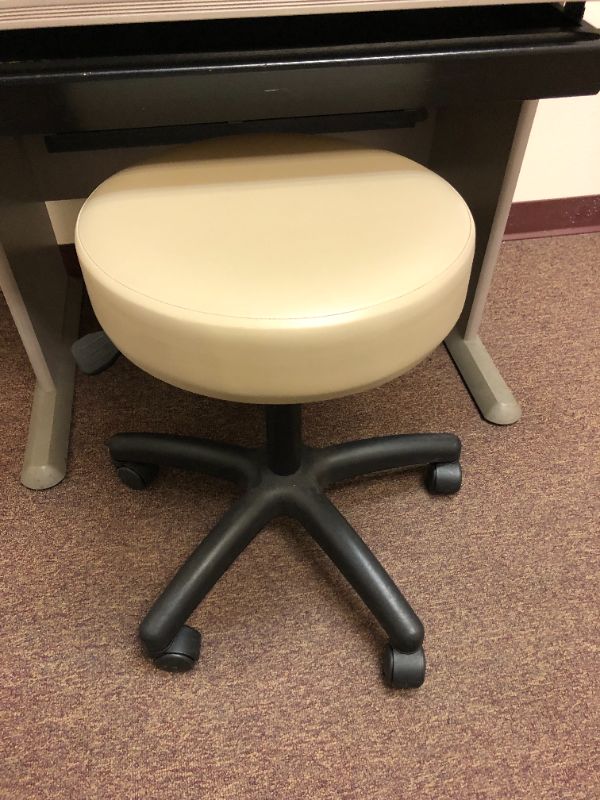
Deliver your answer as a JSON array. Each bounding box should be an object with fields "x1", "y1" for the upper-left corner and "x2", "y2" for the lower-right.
[{"x1": 107, "y1": 406, "x2": 462, "y2": 688}]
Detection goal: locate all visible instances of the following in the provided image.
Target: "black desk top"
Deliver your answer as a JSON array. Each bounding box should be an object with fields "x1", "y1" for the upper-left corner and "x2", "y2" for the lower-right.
[
  {"x1": 0, "y1": 4, "x2": 596, "y2": 78},
  {"x1": 0, "y1": 4, "x2": 598, "y2": 137}
]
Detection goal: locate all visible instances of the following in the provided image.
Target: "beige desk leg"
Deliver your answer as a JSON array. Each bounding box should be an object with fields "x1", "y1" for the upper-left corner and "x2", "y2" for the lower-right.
[
  {"x1": 433, "y1": 100, "x2": 538, "y2": 425},
  {"x1": 0, "y1": 242, "x2": 82, "y2": 489},
  {"x1": 444, "y1": 328, "x2": 520, "y2": 426},
  {"x1": 0, "y1": 137, "x2": 82, "y2": 489}
]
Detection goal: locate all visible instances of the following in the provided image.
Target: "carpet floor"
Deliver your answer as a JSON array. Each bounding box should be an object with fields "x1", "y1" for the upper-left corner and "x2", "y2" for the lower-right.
[{"x1": 1, "y1": 234, "x2": 599, "y2": 799}]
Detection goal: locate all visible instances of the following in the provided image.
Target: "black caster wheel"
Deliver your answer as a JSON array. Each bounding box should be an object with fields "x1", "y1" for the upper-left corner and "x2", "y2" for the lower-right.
[
  {"x1": 114, "y1": 461, "x2": 159, "y2": 490},
  {"x1": 382, "y1": 644, "x2": 426, "y2": 689},
  {"x1": 151, "y1": 626, "x2": 201, "y2": 673},
  {"x1": 426, "y1": 461, "x2": 462, "y2": 495}
]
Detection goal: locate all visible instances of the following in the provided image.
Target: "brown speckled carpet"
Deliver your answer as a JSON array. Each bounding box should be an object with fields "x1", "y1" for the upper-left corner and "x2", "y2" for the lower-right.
[{"x1": 1, "y1": 234, "x2": 599, "y2": 799}]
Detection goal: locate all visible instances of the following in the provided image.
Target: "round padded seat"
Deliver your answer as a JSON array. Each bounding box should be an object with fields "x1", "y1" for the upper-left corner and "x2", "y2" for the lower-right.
[{"x1": 75, "y1": 134, "x2": 475, "y2": 403}]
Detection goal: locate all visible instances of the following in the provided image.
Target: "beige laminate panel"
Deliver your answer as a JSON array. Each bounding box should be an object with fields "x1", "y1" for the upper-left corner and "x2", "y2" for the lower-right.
[{"x1": 0, "y1": 0, "x2": 563, "y2": 30}]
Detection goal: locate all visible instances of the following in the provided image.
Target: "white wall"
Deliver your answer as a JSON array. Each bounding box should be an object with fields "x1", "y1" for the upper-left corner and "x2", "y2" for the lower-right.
[{"x1": 514, "y1": 2, "x2": 600, "y2": 202}]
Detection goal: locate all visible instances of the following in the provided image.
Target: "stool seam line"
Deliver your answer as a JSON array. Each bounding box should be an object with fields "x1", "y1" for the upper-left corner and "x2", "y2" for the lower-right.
[{"x1": 75, "y1": 219, "x2": 474, "y2": 324}]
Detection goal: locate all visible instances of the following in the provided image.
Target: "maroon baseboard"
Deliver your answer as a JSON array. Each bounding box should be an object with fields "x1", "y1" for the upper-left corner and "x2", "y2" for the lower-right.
[{"x1": 504, "y1": 194, "x2": 600, "y2": 240}]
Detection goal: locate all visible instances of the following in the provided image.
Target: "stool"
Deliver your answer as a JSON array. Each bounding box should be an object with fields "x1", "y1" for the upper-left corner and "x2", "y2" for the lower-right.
[{"x1": 75, "y1": 134, "x2": 475, "y2": 688}]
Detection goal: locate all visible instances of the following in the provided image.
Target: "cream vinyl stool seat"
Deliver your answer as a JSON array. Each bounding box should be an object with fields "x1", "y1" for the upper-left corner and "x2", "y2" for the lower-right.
[{"x1": 75, "y1": 134, "x2": 475, "y2": 688}]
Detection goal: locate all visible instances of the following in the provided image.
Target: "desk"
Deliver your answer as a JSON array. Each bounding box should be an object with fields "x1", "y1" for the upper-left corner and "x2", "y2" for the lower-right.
[{"x1": 1, "y1": 2, "x2": 599, "y2": 488}]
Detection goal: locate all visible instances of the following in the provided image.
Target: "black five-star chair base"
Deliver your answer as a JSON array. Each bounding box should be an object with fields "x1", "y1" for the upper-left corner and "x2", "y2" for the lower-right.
[{"x1": 108, "y1": 404, "x2": 462, "y2": 688}]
